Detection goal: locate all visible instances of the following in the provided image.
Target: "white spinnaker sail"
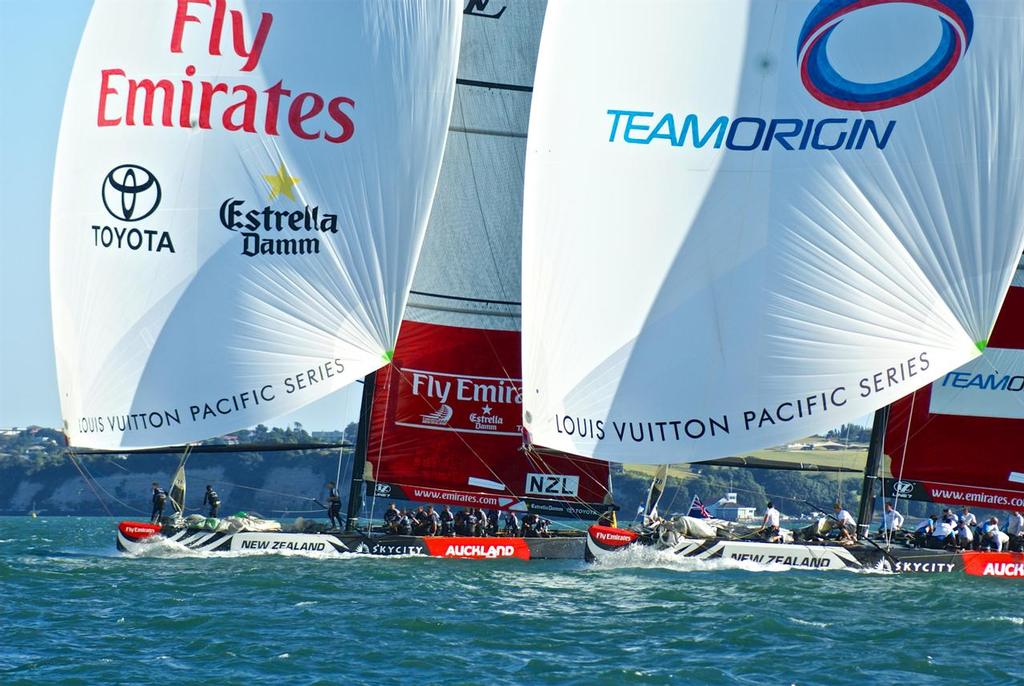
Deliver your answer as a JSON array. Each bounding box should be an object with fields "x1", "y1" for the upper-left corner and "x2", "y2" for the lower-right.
[
  {"x1": 407, "y1": 0, "x2": 546, "y2": 331},
  {"x1": 51, "y1": 1, "x2": 461, "y2": 449},
  {"x1": 522, "y1": 0, "x2": 1024, "y2": 463}
]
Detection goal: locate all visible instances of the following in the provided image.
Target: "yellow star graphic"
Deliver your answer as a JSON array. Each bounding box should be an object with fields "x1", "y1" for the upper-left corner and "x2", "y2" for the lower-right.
[{"x1": 263, "y1": 162, "x2": 300, "y2": 201}]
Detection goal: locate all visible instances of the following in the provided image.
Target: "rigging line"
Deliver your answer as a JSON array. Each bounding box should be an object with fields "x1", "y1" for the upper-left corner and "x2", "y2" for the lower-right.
[
  {"x1": 887, "y1": 390, "x2": 917, "y2": 550},
  {"x1": 408, "y1": 290, "x2": 520, "y2": 306},
  {"x1": 217, "y1": 481, "x2": 321, "y2": 502},
  {"x1": 455, "y1": 78, "x2": 532, "y2": 93},
  {"x1": 367, "y1": 365, "x2": 395, "y2": 530},
  {"x1": 450, "y1": 126, "x2": 527, "y2": 140},
  {"x1": 65, "y1": 450, "x2": 114, "y2": 517},
  {"x1": 73, "y1": 452, "x2": 149, "y2": 515},
  {"x1": 381, "y1": 366, "x2": 609, "y2": 516},
  {"x1": 406, "y1": 302, "x2": 520, "y2": 318}
]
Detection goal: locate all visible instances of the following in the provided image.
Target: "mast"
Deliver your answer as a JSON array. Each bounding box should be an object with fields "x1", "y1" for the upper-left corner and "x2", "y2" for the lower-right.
[
  {"x1": 856, "y1": 405, "x2": 890, "y2": 539},
  {"x1": 345, "y1": 371, "x2": 377, "y2": 532}
]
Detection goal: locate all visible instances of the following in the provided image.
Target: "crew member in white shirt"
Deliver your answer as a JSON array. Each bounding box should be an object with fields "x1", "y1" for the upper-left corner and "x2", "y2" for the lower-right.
[
  {"x1": 1006, "y1": 511, "x2": 1024, "y2": 552},
  {"x1": 955, "y1": 520, "x2": 974, "y2": 550},
  {"x1": 761, "y1": 501, "x2": 781, "y2": 543},
  {"x1": 931, "y1": 513, "x2": 956, "y2": 549},
  {"x1": 878, "y1": 503, "x2": 904, "y2": 539},
  {"x1": 959, "y1": 506, "x2": 977, "y2": 528},
  {"x1": 830, "y1": 503, "x2": 856, "y2": 542}
]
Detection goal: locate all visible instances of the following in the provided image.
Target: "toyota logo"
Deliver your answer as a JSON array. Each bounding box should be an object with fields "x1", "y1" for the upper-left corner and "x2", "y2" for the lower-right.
[
  {"x1": 102, "y1": 164, "x2": 162, "y2": 222},
  {"x1": 374, "y1": 483, "x2": 392, "y2": 497}
]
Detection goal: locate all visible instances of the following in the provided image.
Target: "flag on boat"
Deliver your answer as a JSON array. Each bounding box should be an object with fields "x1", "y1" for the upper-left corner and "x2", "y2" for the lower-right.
[
  {"x1": 50, "y1": 0, "x2": 462, "y2": 449},
  {"x1": 885, "y1": 271, "x2": 1024, "y2": 510},
  {"x1": 168, "y1": 462, "x2": 186, "y2": 516},
  {"x1": 522, "y1": 0, "x2": 1024, "y2": 463},
  {"x1": 688, "y1": 495, "x2": 711, "y2": 520}
]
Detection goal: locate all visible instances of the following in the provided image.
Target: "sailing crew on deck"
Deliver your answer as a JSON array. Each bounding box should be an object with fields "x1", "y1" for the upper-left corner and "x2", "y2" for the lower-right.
[
  {"x1": 959, "y1": 506, "x2": 977, "y2": 528},
  {"x1": 427, "y1": 506, "x2": 441, "y2": 536},
  {"x1": 761, "y1": 501, "x2": 782, "y2": 543},
  {"x1": 440, "y1": 505, "x2": 455, "y2": 536},
  {"x1": 503, "y1": 511, "x2": 520, "y2": 535},
  {"x1": 980, "y1": 517, "x2": 1003, "y2": 552},
  {"x1": 955, "y1": 519, "x2": 974, "y2": 550},
  {"x1": 398, "y1": 510, "x2": 413, "y2": 536},
  {"x1": 912, "y1": 515, "x2": 935, "y2": 547},
  {"x1": 878, "y1": 503, "x2": 904, "y2": 538},
  {"x1": 827, "y1": 503, "x2": 856, "y2": 542},
  {"x1": 150, "y1": 482, "x2": 167, "y2": 523},
  {"x1": 384, "y1": 503, "x2": 401, "y2": 534},
  {"x1": 1006, "y1": 511, "x2": 1024, "y2": 552},
  {"x1": 326, "y1": 481, "x2": 342, "y2": 529},
  {"x1": 929, "y1": 514, "x2": 957, "y2": 549},
  {"x1": 413, "y1": 506, "x2": 430, "y2": 535},
  {"x1": 522, "y1": 512, "x2": 540, "y2": 537},
  {"x1": 202, "y1": 485, "x2": 221, "y2": 518}
]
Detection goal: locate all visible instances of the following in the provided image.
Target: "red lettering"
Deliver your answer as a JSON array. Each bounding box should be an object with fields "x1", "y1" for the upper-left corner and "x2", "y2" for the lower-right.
[
  {"x1": 222, "y1": 85, "x2": 258, "y2": 133},
  {"x1": 209, "y1": 0, "x2": 226, "y2": 55},
  {"x1": 126, "y1": 79, "x2": 174, "y2": 127},
  {"x1": 325, "y1": 96, "x2": 356, "y2": 143},
  {"x1": 288, "y1": 92, "x2": 323, "y2": 141},
  {"x1": 97, "y1": 68, "x2": 124, "y2": 126},
  {"x1": 233, "y1": 9, "x2": 273, "y2": 72},
  {"x1": 179, "y1": 65, "x2": 196, "y2": 128},
  {"x1": 199, "y1": 80, "x2": 229, "y2": 129},
  {"x1": 170, "y1": 0, "x2": 209, "y2": 54},
  {"x1": 263, "y1": 80, "x2": 291, "y2": 136}
]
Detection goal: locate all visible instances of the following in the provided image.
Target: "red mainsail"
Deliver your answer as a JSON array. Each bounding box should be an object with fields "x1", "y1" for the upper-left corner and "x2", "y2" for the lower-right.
[
  {"x1": 366, "y1": 322, "x2": 612, "y2": 518},
  {"x1": 885, "y1": 286, "x2": 1024, "y2": 509}
]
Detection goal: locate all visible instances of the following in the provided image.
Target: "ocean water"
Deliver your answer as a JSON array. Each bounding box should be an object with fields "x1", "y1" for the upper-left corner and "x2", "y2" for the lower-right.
[{"x1": 1, "y1": 517, "x2": 1022, "y2": 686}]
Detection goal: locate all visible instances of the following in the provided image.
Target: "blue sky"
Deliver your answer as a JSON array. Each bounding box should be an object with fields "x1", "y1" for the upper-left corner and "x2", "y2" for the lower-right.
[{"x1": 0, "y1": 1, "x2": 360, "y2": 431}]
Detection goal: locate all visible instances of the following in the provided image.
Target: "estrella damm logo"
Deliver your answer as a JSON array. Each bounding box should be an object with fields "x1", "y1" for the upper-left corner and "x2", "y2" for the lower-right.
[
  {"x1": 101, "y1": 164, "x2": 162, "y2": 221},
  {"x1": 798, "y1": 0, "x2": 973, "y2": 111}
]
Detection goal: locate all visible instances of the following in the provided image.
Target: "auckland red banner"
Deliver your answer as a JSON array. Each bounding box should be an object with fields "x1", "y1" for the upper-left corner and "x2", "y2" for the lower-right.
[
  {"x1": 885, "y1": 286, "x2": 1024, "y2": 509},
  {"x1": 367, "y1": 322, "x2": 611, "y2": 514}
]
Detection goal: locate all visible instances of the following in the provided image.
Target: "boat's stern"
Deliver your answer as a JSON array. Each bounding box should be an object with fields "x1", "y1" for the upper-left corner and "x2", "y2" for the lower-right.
[
  {"x1": 585, "y1": 525, "x2": 639, "y2": 562},
  {"x1": 116, "y1": 521, "x2": 162, "y2": 552}
]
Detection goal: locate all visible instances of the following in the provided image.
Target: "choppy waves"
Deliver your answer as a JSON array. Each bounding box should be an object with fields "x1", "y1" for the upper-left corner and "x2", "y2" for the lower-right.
[{"x1": 1, "y1": 517, "x2": 1022, "y2": 685}]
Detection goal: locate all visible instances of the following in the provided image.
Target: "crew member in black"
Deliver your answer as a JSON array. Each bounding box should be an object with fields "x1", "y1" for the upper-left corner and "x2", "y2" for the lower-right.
[
  {"x1": 150, "y1": 482, "x2": 167, "y2": 523},
  {"x1": 440, "y1": 505, "x2": 455, "y2": 536},
  {"x1": 202, "y1": 485, "x2": 221, "y2": 518},
  {"x1": 503, "y1": 510, "x2": 520, "y2": 535},
  {"x1": 384, "y1": 503, "x2": 401, "y2": 534},
  {"x1": 522, "y1": 512, "x2": 540, "y2": 537},
  {"x1": 427, "y1": 506, "x2": 441, "y2": 536},
  {"x1": 413, "y1": 506, "x2": 430, "y2": 535},
  {"x1": 398, "y1": 510, "x2": 413, "y2": 536},
  {"x1": 326, "y1": 481, "x2": 342, "y2": 529}
]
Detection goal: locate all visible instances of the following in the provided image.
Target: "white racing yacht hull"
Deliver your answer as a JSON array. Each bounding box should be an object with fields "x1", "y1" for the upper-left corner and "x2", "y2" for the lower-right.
[
  {"x1": 585, "y1": 525, "x2": 1024, "y2": 578},
  {"x1": 116, "y1": 521, "x2": 583, "y2": 560}
]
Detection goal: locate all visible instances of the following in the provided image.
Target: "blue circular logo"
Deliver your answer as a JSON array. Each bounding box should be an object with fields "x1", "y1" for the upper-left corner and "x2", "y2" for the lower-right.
[{"x1": 798, "y1": 0, "x2": 973, "y2": 111}]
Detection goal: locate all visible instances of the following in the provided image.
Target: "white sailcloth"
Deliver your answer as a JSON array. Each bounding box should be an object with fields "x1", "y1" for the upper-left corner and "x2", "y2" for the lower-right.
[
  {"x1": 51, "y1": 0, "x2": 461, "y2": 449},
  {"x1": 522, "y1": 0, "x2": 1024, "y2": 463},
  {"x1": 407, "y1": 0, "x2": 546, "y2": 331}
]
